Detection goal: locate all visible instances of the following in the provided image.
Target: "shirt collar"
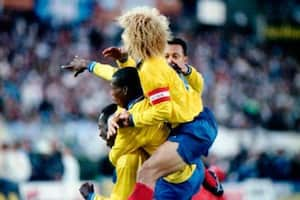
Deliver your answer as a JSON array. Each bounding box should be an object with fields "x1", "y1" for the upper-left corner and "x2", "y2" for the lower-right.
[{"x1": 126, "y1": 96, "x2": 144, "y2": 110}]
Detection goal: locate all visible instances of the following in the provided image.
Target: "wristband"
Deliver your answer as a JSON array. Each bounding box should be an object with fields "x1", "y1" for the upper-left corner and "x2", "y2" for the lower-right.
[
  {"x1": 128, "y1": 114, "x2": 134, "y2": 127},
  {"x1": 184, "y1": 64, "x2": 192, "y2": 75},
  {"x1": 87, "y1": 192, "x2": 96, "y2": 200},
  {"x1": 87, "y1": 61, "x2": 97, "y2": 72}
]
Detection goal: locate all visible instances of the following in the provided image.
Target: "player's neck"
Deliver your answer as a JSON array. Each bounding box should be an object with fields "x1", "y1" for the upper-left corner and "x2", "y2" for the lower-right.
[{"x1": 126, "y1": 95, "x2": 144, "y2": 110}]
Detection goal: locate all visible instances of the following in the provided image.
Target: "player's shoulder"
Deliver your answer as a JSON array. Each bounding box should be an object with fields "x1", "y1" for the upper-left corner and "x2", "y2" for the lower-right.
[
  {"x1": 143, "y1": 57, "x2": 170, "y2": 71},
  {"x1": 130, "y1": 99, "x2": 151, "y2": 112}
]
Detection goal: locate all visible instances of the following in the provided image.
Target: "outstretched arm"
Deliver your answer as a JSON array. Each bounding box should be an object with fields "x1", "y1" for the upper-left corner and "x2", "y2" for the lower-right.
[{"x1": 61, "y1": 47, "x2": 136, "y2": 81}]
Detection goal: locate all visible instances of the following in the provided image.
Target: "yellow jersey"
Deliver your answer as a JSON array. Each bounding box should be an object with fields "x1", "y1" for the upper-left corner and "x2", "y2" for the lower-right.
[
  {"x1": 91, "y1": 57, "x2": 204, "y2": 127},
  {"x1": 132, "y1": 56, "x2": 203, "y2": 127},
  {"x1": 91, "y1": 151, "x2": 147, "y2": 200},
  {"x1": 90, "y1": 99, "x2": 196, "y2": 200},
  {"x1": 88, "y1": 58, "x2": 202, "y2": 199},
  {"x1": 110, "y1": 99, "x2": 196, "y2": 183}
]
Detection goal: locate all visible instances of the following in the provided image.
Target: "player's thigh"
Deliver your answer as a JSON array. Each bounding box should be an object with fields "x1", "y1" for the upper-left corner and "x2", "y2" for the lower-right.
[
  {"x1": 154, "y1": 163, "x2": 204, "y2": 200},
  {"x1": 139, "y1": 141, "x2": 186, "y2": 179}
]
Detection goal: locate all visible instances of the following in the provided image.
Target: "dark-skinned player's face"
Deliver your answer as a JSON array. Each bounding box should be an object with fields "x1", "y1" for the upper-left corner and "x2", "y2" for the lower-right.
[
  {"x1": 98, "y1": 116, "x2": 107, "y2": 140},
  {"x1": 110, "y1": 77, "x2": 128, "y2": 108}
]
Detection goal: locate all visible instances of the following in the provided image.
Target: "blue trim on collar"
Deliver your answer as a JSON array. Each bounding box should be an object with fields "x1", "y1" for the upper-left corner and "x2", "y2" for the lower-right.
[{"x1": 126, "y1": 96, "x2": 144, "y2": 110}]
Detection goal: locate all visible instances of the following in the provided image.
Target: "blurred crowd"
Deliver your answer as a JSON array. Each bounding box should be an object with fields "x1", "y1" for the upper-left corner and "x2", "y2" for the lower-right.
[
  {"x1": 207, "y1": 148, "x2": 300, "y2": 182},
  {"x1": 1, "y1": 2, "x2": 299, "y2": 132},
  {"x1": 1, "y1": 138, "x2": 300, "y2": 184},
  {"x1": 194, "y1": 32, "x2": 300, "y2": 131},
  {"x1": 0, "y1": 0, "x2": 300, "y2": 185},
  {"x1": 0, "y1": 139, "x2": 80, "y2": 183}
]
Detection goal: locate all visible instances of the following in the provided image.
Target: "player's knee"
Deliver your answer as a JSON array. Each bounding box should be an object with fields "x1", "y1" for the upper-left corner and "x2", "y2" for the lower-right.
[
  {"x1": 137, "y1": 160, "x2": 161, "y2": 183},
  {"x1": 138, "y1": 160, "x2": 154, "y2": 177}
]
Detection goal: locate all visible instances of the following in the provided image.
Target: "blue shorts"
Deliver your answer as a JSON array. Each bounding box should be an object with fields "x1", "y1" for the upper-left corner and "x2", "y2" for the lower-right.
[
  {"x1": 168, "y1": 107, "x2": 218, "y2": 164},
  {"x1": 154, "y1": 159, "x2": 204, "y2": 200}
]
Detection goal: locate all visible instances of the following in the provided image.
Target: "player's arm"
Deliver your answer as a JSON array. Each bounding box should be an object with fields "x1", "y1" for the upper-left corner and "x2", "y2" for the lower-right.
[
  {"x1": 89, "y1": 56, "x2": 136, "y2": 80},
  {"x1": 126, "y1": 76, "x2": 172, "y2": 127},
  {"x1": 114, "y1": 66, "x2": 174, "y2": 127},
  {"x1": 102, "y1": 47, "x2": 136, "y2": 68},
  {"x1": 91, "y1": 47, "x2": 136, "y2": 79},
  {"x1": 184, "y1": 65, "x2": 204, "y2": 94},
  {"x1": 87, "y1": 62, "x2": 118, "y2": 81},
  {"x1": 170, "y1": 61, "x2": 204, "y2": 94},
  {"x1": 109, "y1": 130, "x2": 142, "y2": 166},
  {"x1": 61, "y1": 48, "x2": 136, "y2": 80},
  {"x1": 130, "y1": 99, "x2": 172, "y2": 127},
  {"x1": 61, "y1": 55, "x2": 118, "y2": 80}
]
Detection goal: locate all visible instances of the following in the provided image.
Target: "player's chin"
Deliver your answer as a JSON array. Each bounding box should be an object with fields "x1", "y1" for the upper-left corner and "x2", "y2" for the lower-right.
[
  {"x1": 99, "y1": 134, "x2": 106, "y2": 140},
  {"x1": 112, "y1": 99, "x2": 124, "y2": 108}
]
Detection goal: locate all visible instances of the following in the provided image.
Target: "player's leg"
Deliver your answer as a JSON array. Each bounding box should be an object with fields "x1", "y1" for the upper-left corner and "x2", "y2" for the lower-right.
[
  {"x1": 129, "y1": 135, "x2": 211, "y2": 200},
  {"x1": 128, "y1": 141, "x2": 185, "y2": 200},
  {"x1": 129, "y1": 107, "x2": 218, "y2": 200},
  {"x1": 110, "y1": 151, "x2": 148, "y2": 200},
  {"x1": 154, "y1": 159, "x2": 205, "y2": 200},
  {"x1": 80, "y1": 151, "x2": 147, "y2": 200},
  {"x1": 137, "y1": 141, "x2": 186, "y2": 188}
]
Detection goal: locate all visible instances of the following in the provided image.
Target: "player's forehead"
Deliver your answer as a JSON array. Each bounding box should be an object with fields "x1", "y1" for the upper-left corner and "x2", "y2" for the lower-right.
[
  {"x1": 165, "y1": 44, "x2": 184, "y2": 55},
  {"x1": 111, "y1": 77, "x2": 123, "y2": 89}
]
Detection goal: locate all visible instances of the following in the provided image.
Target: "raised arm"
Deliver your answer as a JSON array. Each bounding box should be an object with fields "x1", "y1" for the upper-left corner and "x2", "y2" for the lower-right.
[
  {"x1": 61, "y1": 47, "x2": 136, "y2": 81},
  {"x1": 184, "y1": 65, "x2": 204, "y2": 94}
]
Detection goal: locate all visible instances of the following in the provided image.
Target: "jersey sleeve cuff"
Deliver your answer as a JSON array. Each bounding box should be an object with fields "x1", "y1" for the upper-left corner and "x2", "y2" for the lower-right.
[
  {"x1": 184, "y1": 64, "x2": 192, "y2": 76},
  {"x1": 87, "y1": 61, "x2": 97, "y2": 73},
  {"x1": 128, "y1": 114, "x2": 135, "y2": 127},
  {"x1": 87, "y1": 192, "x2": 96, "y2": 200}
]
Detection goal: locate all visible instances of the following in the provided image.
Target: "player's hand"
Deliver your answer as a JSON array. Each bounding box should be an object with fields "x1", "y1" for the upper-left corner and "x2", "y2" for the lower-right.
[
  {"x1": 102, "y1": 47, "x2": 128, "y2": 62},
  {"x1": 107, "y1": 113, "x2": 120, "y2": 140},
  {"x1": 79, "y1": 182, "x2": 94, "y2": 200},
  {"x1": 117, "y1": 110, "x2": 131, "y2": 127},
  {"x1": 61, "y1": 56, "x2": 89, "y2": 77},
  {"x1": 99, "y1": 130, "x2": 116, "y2": 148},
  {"x1": 203, "y1": 169, "x2": 224, "y2": 196},
  {"x1": 106, "y1": 134, "x2": 116, "y2": 148},
  {"x1": 170, "y1": 61, "x2": 189, "y2": 74}
]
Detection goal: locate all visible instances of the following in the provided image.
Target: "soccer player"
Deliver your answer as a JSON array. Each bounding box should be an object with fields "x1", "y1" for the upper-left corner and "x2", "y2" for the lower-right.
[
  {"x1": 62, "y1": 8, "x2": 217, "y2": 199},
  {"x1": 79, "y1": 103, "x2": 148, "y2": 200},
  {"x1": 80, "y1": 68, "x2": 204, "y2": 200},
  {"x1": 62, "y1": 35, "x2": 218, "y2": 199},
  {"x1": 65, "y1": 41, "x2": 220, "y2": 199},
  {"x1": 165, "y1": 37, "x2": 203, "y2": 93},
  {"x1": 165, "y1": 38, "x2": 224, "y2": 198},
  {"x1": 63, "y1": 28, "x2": 217, "y2": 200},
  {"x1": 110, "y1": 7, "x2": 218, "y2": 200},
  {"x1": 75, "y1": 38, "x2": 223, "y2": 199}
]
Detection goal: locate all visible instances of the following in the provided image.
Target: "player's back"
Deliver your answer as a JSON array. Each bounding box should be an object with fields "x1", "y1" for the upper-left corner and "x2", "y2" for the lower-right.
[{"x1": 138, "y1": 56, "x2": 203, "y2": 124}]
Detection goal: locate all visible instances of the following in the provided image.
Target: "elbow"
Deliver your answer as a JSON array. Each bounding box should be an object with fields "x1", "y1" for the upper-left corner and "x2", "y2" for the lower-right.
[{"x1": 159, "y1": 101, "x2": 172, "y2": 120}]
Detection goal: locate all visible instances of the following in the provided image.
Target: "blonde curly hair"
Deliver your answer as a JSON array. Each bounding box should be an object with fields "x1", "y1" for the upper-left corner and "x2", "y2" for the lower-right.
[{"x1": 117, "y1": 7, "x2": 172, "y2": 60}]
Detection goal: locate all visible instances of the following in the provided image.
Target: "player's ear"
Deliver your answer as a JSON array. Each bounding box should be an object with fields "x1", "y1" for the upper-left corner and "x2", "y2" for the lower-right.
[
  {"x1": 183, "y1": 56, "x2": 188, "y2": 64},
  {"x1": 122, "y1": 87, "x2": 128, "y2": 95}
]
